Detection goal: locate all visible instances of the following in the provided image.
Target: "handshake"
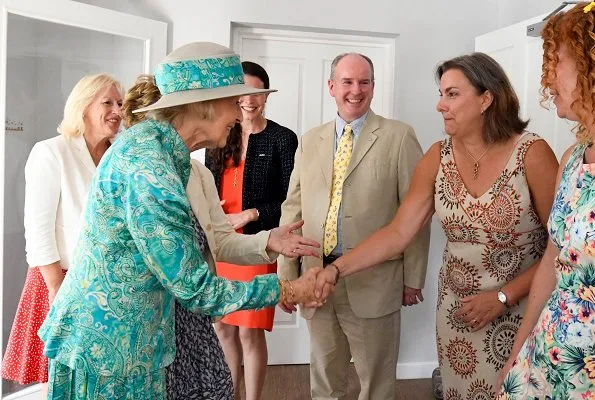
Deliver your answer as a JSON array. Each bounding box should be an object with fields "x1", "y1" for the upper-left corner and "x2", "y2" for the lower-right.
[
  {"x1": 277, "y1": 266, "x2": 340, "y2": 313},
  {"x1": 266, "y1": 219, "x2": 344, "y2": 313}
]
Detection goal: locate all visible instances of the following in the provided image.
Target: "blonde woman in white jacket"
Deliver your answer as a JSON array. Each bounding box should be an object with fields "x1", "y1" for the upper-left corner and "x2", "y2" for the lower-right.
[{"x1": 1, "y1": 73, "x2": 124, "y2": 399}]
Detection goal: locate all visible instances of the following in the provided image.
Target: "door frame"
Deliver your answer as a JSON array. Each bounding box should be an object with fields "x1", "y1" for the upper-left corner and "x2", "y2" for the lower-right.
[{"x1": 0, "y1": 1, "x2": 167, "y2": 397}]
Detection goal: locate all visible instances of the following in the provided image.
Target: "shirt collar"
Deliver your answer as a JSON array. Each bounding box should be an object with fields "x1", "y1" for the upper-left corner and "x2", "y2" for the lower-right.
[{"x1": 335, "y1": 111, "x2": 369, "y2": 139}]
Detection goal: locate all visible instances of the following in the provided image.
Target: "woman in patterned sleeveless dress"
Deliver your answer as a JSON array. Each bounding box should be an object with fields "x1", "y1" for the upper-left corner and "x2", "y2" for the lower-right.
[
  {"x1": 314, "y1": 52, "x2": 559, "y2": 399},
  {"x1": 497, "y1": 4, "x2": 595, "y2": 399}
]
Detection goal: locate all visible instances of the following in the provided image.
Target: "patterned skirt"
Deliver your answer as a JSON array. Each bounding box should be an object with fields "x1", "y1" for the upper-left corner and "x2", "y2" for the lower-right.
[
  {"x1": 166, "y1": 302, "x2": 233, "y2": 399},
  {"x1": 2, "y1": 267, "x2": 66, "y2": 384}
]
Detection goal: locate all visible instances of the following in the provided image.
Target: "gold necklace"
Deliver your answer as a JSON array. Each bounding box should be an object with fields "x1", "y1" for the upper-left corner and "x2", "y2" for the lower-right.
[
  {"x1": 233, "y1": 167, "x2": 238, "y2": 187},
  {"x1": 463, "y1": 143, "x2": 491, "y2": 179}
]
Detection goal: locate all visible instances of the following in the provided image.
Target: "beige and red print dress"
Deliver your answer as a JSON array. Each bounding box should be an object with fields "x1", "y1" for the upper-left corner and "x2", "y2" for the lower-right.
[{"x1": 434, "y1": 132, "x2": 548, "y2": 400}]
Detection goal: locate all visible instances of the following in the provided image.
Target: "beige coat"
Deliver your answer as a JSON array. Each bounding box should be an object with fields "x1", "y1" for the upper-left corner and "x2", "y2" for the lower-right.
[
  {"x1": 278, "y1": 111, "x2": 430, "y2": 319},
  {"x1": 185, "y1": 160, "x2": 276, "y2": 274}
]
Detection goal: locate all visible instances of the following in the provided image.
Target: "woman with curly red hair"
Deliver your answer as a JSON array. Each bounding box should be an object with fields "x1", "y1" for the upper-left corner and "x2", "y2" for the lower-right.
[{"x1": 497, "y1": 3, "x2": 595, "y2": 398}]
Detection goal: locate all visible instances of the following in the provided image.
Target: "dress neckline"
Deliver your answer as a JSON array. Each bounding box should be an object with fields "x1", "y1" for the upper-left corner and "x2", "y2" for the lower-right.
[{"x1": 449, "y1": 132, "x2": 528, "y2": 201}]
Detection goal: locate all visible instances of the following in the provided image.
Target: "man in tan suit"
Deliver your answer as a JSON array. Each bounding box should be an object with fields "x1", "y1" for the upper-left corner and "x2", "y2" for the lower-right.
[{"x1": 278, "y1": 53, "x2": 430, "y2": 400}]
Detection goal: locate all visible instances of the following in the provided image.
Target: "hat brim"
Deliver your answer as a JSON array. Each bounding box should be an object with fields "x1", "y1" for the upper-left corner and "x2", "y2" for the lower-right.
[{"x1": 133, "y1": 85, "x2": 277, "y2": 113}]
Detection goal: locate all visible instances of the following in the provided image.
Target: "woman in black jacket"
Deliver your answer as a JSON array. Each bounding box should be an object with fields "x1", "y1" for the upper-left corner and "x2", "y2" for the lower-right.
[{"x1": 206, "y1": 61, "x2": 298, "y2": 400}]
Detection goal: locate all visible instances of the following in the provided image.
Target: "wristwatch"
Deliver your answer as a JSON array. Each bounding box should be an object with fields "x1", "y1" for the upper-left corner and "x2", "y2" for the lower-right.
[{"x1": 497, "y1": 290, "x2": 508, "y2": 306}]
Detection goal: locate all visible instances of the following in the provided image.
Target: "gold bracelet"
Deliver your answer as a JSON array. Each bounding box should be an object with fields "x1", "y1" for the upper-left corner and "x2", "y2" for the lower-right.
[
  {"x1": 329, "y1": 263, "x2": 341, "y2": 285},
  {"x1": 279, "y1": 279, "x2": 286, "y2": 304},
  {"x1": 286, "y1": 280, "x2": 296, "y2": 304}
]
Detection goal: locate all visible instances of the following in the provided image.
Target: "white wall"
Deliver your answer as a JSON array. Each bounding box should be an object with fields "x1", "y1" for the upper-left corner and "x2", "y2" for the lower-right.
[
  {"x1": 498, "y1": 0, "x2": 561, "y2": 26},
  {"x1": 70, "y1": 0, "x2": 553, "y2": 377}
]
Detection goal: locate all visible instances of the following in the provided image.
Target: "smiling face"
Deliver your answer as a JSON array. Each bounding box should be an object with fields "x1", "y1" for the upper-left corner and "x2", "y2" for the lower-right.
[
  {"x1": 177, "y1": 96, "x2": 243, "y2": 151},
  {"x1": 83, "y1": 84, "x2": 123, "y2": 140},
  {"x1": 549, "y1": 44, "x2": 579, "y2": 121},
  {"x1": 436, "y1": 68, "x2": 491, "y2": 138},
  {"x1": 238, "y1": 74, "x2": 268, "y2": 122},
  {"x1": 328, "y1": 54, "x2": 375, "y2": 122}
]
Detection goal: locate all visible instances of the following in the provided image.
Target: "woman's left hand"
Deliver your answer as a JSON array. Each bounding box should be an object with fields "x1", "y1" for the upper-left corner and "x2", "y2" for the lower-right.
[
  {"x1": 268, "y1": 220, "x2": 320, "y2": 258},
  {"x1": 455, "y1": 290, "x2": 506, "y2": 332},
  {"x1": 226, "y1": 209, "x2": 257, "y2": 230}
]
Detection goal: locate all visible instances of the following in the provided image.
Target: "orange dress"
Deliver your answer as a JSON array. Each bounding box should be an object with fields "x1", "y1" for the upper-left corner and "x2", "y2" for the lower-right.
[{"x1": 216, "y1": 160, "x2": 277, "y2": 331}]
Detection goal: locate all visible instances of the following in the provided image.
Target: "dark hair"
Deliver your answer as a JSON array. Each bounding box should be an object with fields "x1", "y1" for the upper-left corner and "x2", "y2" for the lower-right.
[
  {"x1": 206, "y1": 61, "x2": 269, "y2": 177},
  {"x1": 241, "y1": 61, "x2": 270, "y2": 89},
  {"x1": 435, "y1": 52, "x2": 528, "y2": 144}
]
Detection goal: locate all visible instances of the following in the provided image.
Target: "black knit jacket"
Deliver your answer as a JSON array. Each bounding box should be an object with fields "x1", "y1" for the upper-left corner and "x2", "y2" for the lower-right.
[{"x1": 205, "y1": 120, "x2": 298, "y2": 234}]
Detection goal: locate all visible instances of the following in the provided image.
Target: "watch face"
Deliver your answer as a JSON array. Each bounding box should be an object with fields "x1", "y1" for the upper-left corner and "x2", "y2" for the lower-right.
[{"x1": 498, "y1": 291, "x2": 507, "y2": 304}]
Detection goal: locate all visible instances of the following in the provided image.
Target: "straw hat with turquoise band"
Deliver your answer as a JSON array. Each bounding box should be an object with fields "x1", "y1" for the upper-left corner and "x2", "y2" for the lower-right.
[{"x1": 134, "y1": 42, "x2": 277, "y2": 113}]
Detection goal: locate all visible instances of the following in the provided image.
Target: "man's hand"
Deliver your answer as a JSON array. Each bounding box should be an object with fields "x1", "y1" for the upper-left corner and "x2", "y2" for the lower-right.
[{"x1": 402, "y1": 286, "x2": 424, "y2": 306}]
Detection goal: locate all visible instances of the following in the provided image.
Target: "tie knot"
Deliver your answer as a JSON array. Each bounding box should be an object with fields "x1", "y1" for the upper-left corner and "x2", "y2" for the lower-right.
[{"x1": 344, "y1": 124, "x2": 353, "y2": 136}]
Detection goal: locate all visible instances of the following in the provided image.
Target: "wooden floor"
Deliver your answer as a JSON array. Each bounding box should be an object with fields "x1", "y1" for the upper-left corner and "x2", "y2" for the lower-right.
[{"x1": 241, "y1": 364, "x2": 434, "y2": 400}]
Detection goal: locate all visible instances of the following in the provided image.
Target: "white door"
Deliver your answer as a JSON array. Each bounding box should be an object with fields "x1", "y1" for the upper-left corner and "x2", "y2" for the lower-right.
[
  {"x1": 231, "y1": 26, "x2": 396, "y2": 364},
  {"x1": 0, "y1": 1, "x2": 166, "y2": 398},
  {"x1": 475, "y1": 14, "x2": 576, "y2": 159}
]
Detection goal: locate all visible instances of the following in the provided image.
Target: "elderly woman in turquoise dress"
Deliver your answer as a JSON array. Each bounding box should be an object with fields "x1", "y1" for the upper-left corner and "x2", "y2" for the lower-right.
[{"x1": 38, "y1": 42, "x2": 333, "y2": 399}]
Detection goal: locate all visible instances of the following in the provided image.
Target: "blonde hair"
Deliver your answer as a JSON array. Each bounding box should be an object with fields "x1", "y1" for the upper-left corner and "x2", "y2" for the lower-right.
[
  {"x1": 57, "y1": 73, "x2": 124, "y2": 138},
  {"x1": 122, "y1": 74, "x2": 160, "y2": 129},
  {"x1": 122, "y1": 74, "x2": 216, "y2": 129}
]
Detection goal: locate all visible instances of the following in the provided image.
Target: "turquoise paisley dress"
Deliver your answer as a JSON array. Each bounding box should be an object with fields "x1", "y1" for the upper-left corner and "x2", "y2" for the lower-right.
[{"x1": 38, "y1": 119, "x2": 280, "y2": 399}]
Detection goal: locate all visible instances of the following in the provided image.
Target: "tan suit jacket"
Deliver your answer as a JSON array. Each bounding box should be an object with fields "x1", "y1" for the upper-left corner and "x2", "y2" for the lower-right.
[
  {"x1": 185, "y1": 160, "x2": 276, "y2": 274},
  {"x1": 278, "y1": 111, "x2": 430, "y2": 319}
]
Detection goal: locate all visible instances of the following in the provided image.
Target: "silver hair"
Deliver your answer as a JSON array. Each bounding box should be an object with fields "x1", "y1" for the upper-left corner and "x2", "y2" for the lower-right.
[{"x1": 329, "y1": 53, "x2": 375, "y2": 81}]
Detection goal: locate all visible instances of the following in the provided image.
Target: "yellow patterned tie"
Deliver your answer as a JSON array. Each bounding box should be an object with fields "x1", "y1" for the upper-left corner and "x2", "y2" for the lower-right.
[{"x1": 323, "y1": 124, "x2": 353, "y2": 256}]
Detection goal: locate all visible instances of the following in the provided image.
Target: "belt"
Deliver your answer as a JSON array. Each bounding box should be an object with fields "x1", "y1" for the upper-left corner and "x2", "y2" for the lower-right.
[{"x1": 323, "y1": 254, "x2": 341, "y2": 266}]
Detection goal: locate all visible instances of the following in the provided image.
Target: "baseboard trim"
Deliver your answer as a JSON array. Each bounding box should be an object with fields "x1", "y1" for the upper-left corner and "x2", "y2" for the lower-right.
[
  {"x1": 396, "y1": 361, "x2": 439, "y2": 380},
  {"x1": 4, "y1": 384, "x2": 41, "y2": 400}
]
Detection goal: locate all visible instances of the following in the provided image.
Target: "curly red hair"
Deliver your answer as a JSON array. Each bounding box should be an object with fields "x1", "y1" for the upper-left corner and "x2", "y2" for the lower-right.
[{"x1": 541, "y1": 3, "x2": 595, "y2": 141}]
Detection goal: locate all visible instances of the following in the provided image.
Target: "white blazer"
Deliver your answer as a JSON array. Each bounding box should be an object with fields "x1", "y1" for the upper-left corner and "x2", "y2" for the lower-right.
[{"x1": 24, "y1": 135, "x2": 96, "y2": 270}]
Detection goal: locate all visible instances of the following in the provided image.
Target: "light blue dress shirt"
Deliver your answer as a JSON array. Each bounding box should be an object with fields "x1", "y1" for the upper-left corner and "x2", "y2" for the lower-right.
[{"x1": 330, "y1": 111, "x2": 369, "y2": 256}]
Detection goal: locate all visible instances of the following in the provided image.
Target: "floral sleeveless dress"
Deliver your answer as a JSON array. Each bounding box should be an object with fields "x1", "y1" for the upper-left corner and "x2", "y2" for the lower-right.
[
  {"x1": 497, "y1": 143, "x2": 595, "y2": 399},
  {"x1": 435, "y1": 132, "x2": 548, "y2": 400}
]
